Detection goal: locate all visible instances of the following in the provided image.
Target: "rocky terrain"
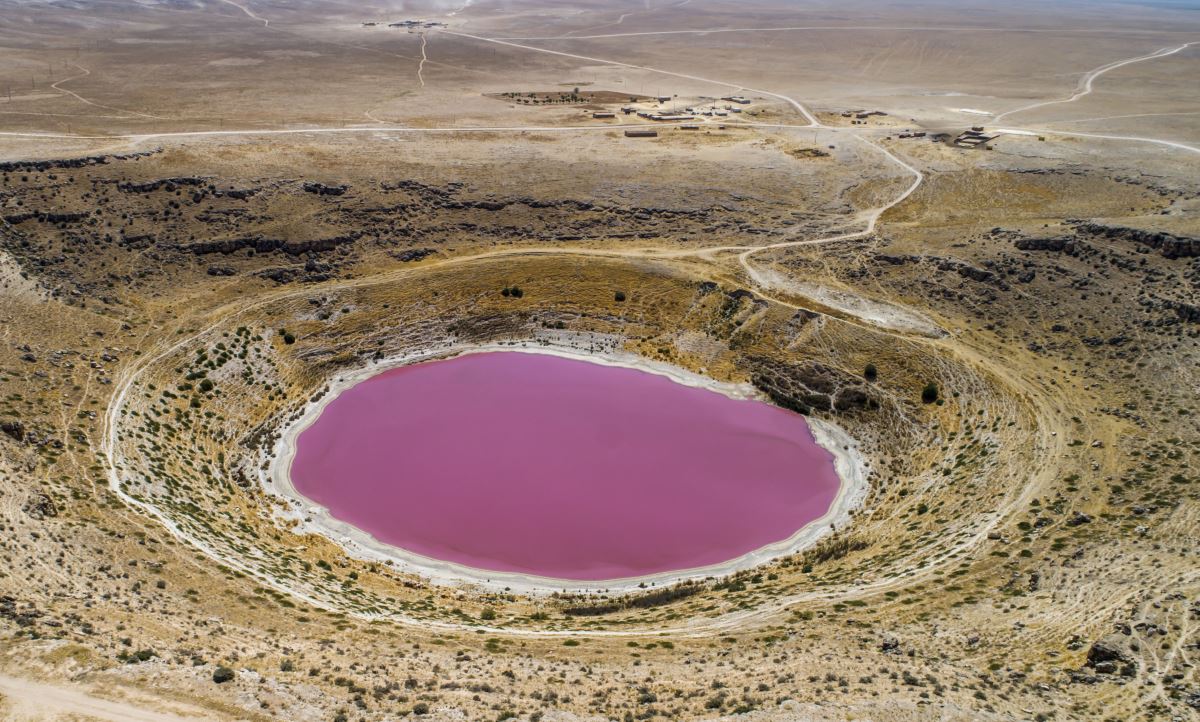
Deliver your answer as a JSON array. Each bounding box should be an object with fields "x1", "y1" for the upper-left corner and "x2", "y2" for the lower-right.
[
  {"x1": 0, "y1": 132, "x2": 1194, "y2": 722},
  {"x1": 0, "y1": 1, "x2": 1198, "y2": 721}
]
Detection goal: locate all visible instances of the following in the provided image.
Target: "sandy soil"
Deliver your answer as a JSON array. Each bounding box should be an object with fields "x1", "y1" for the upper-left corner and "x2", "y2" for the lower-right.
[{"x1": 0, "y1": 673, "x2": 216, "y2": 721}]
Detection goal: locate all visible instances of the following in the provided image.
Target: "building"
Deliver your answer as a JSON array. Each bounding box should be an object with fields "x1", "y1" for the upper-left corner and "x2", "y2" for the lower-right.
[
  {"x1": 625, "y1": 129, "x2": 658, "y2": 138},
  {"x1": 953, "y1": 129, "x2": 995, "y2": 148},
  {"x1": 387, "y1": 19, "x2": 445, "y2": 28},
  {"x1": 592, "y1": 112, "x2": 616, "y2": 119}
]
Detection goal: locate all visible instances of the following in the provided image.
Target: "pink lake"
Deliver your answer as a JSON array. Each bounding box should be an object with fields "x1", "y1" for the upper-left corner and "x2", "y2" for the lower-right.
[{"x1": 290, "y1": 351, "x2": 842, "y2": 581}]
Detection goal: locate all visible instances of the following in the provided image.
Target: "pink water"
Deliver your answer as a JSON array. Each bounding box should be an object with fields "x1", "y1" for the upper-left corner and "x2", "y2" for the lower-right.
[{"x1": 290, "y1": 352, "x2": 841, "y2": 581}]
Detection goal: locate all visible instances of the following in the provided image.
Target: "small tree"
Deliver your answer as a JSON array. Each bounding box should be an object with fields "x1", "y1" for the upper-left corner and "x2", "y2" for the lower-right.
[
  {"x1": 921, "y1": 382, "x2": 939, "y2": 404},
  {"x1": 614, "y1": 291, "x2": 626, "y2": 302},
  {"x1": 864, "y1": 363, "x2": 877, "y2": 381},
  {"x1": 212, "y1": 666, "x2": 235, "y2": 684}
]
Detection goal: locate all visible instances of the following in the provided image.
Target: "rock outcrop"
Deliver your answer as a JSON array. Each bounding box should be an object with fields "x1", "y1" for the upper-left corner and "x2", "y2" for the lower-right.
[
  {"x1": 1076, "y1": 222, "x2": 1200, "y2": 259},
  {"x1": 747, "y1": 356, "x2": 878, "y2": 415},
  {"x1": 117, "y1": 177, "x2": 208, "y2": 193},
  {"x1": 1015, "y1": 237, "x2": 1076, "y2": 253},
  {"x1": 0, "y1": 149, "x2": 159, "y2": 173},
  {"x1": 180, "y1": 234, "x2": 359, "y2": 256},
  {"x1": 302, "y1": 182, "x2": 349, "y2": 196}
]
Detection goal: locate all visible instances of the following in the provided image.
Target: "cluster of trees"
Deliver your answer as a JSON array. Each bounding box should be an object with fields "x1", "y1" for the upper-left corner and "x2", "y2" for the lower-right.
[
  {"x1": 500, "y1": 88, "x2": 595, "y2": 105},
  {"x1": 922, "y1": 382, "x2": 939, "y2": 404},
  {"x1": 212, "y1": 666, "x2": 235, "y2": 683}
]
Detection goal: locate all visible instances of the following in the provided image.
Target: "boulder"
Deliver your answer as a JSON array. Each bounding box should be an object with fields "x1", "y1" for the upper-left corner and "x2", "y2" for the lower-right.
[
  {"x1": 23, "y1": 493, "x2": 58, "y2": 520},
  {"x1": 302, "y1": 182, "x2": 348, "y2": 196},
  {"x1": 1067, "y1": 512, "x2": 1093, "y2": 527},
  {"x1": 1086, "y1": 634, "x2": 1132, "y2": 669}
]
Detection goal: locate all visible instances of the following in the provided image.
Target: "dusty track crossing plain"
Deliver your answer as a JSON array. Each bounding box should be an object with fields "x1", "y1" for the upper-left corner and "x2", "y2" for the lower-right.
[{"x1": 0, "y1": 1, "x2": 1198, "y2": 721}]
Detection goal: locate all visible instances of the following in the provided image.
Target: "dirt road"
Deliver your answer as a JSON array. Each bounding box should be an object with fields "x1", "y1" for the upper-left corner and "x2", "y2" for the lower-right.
[{"x1": 0, "y1": 674, "x2": 216, "y2": 721}]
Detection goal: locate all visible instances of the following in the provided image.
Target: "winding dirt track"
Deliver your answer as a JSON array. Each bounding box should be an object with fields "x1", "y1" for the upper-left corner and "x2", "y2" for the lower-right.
[
  {"x1": 993, "y1": 41, "x2": 1198, "y2": 123},
  {"x1": 0, "y1": 674, "x2": 215, "y2": 721},
  {"x1": 495, "y1": 25, "x2": 1195, "y2": 41},
  {"x1": 442, "y1": 30, "x2": 821, "y2": 126},
  {"x1": 217, "y1": 0, "x2": 268, "y2": 27},
  {"x1": 49, "y1": 63, "x2": 166, "y2": 121},
  {"x1": 417, "y1": 32, "x2": 428, "y2": 87}
]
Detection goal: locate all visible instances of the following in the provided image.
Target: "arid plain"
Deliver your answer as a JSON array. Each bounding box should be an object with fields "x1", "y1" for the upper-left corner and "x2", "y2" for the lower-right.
[{"x1": 1, "y1": 1, "x2": 1199, "y2": 721}]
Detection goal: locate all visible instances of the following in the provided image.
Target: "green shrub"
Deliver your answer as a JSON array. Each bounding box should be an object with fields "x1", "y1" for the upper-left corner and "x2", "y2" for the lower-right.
[
  {"x1": 212, "y1": 666, "x2": 235, "y2": 684},
  {"x1": 921, "y1": 382, "x2": 939, "y2": 404}
]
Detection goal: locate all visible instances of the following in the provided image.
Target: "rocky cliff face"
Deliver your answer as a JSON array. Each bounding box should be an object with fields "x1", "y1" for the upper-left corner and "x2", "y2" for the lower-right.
[
  {"x1": 0, "y1": 149, "x2": 159, "y2": 173},
  {"x1": 179, "y1": 233, "x2": 361, "y2": 256},
  {"x1": 1075, "y1": 222, "x2": 1199, "y2": 259},
  {"x1": 0, "y1": 162, "x2": 802, "y2": 299}
]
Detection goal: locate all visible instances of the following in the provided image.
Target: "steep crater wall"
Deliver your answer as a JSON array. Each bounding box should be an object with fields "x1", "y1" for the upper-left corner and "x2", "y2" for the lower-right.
[{"x1": 104, "y1": 256, "x2": 1044, "y2": 629}]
